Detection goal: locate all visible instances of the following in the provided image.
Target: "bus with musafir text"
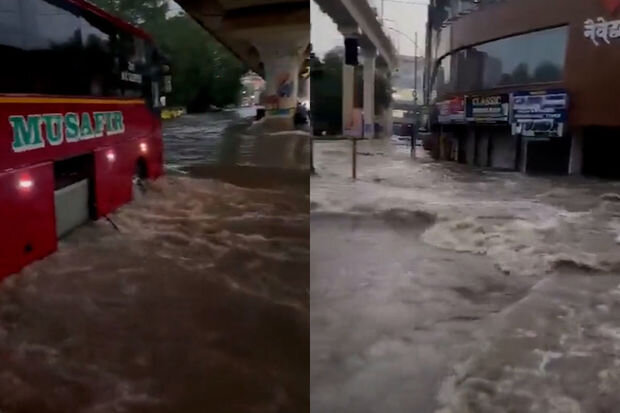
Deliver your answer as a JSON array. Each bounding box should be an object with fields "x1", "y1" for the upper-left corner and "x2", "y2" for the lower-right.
[{"x1": 0, "y1": 0, "x2": 171, "y2": 279}]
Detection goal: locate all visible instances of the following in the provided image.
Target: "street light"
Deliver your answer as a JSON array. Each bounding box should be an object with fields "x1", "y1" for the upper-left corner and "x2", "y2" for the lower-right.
[
  {"x1": 387, "y1": 27, "x2": 420, "y2": 104},
  {"x1": 381, "y1": 0, "x2": 430, "y2": 111}
]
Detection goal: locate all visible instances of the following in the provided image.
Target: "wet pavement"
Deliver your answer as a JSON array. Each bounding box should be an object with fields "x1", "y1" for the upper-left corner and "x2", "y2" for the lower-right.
[
  {"x1": 0, "y1": 110, "x2": 310, "y2": 412},
  {"x1": 311, "y1": 138, "x2": 620, "y2": 413}
]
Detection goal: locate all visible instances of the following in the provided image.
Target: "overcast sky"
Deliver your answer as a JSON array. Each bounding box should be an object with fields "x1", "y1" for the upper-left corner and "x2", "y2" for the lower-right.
[
  {"x1": 169, "y1": 1, "x2": 182, "y2": 14},
  {"x1": 311, "y1": 0, "x2": 428, "y2": 59}
]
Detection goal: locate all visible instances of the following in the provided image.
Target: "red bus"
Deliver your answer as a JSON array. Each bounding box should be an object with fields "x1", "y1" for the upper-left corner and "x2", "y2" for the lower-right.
[{"x1": 0, "y1": 0, "x2": 171, "y2": 279}]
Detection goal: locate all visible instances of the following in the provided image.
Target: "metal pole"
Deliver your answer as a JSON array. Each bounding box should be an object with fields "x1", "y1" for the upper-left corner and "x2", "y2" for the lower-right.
[
  {"x1": 413, "y1": 32, "x2": 418, "y2": 106},
  {"x1": 352, "y1": 136, "x2": 357, "y2": 180},
  {"x1": 381, "y1": 0, "x2": 385, "y2": 23},
  {"x1": 311, "y1": 136, "x2": 315, "y2": 174},
  {"x1": 353, "y1": 115, "x2": 362, "y2": 180},
  {"x1": 412, "y1": 32, "x2": 418, "y2": 159}
]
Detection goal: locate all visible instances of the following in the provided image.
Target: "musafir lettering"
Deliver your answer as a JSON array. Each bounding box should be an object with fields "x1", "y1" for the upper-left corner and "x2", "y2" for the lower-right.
[
  {"x1": 9, "y1": 115, "x2": 45, "y2": 152},
  {"x1": 8, "y1": 111, "x2": 125, "y2": 152}
]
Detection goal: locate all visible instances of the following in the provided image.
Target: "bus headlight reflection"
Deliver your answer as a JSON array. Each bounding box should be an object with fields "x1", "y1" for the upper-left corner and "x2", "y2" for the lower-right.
[{"x1": 106, "y1": 151, "x2": 116, "y2": 162}]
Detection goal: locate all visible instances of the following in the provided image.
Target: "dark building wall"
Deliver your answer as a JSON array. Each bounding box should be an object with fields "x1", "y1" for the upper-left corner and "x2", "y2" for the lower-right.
[
  {"x1": 431, "y1": 0, "x2": 620, "y2": 127},
  {"x1": 465, "y1": 128, "x2": 476, "y2": 166},
  {"x1": 526, "y1": 139, "x2": 571, "y2": 174},
  {"x1": 583, "y1": 127, "x2": 620, "y2": 178}
]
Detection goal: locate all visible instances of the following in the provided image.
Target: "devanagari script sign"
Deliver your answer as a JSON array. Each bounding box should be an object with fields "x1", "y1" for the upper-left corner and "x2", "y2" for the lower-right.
[{"x1": 584, "y1": 17, "x2": 620, "y2": 45}]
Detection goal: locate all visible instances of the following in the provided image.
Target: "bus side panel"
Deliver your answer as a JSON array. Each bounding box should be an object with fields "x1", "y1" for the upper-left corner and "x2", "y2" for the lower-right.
[
  {"x1": 94, "y1": 143, "x2": 134, "y2": 217},
  {"x1": 0, "y1": 98, "x2": 161, "y2": 174},
  {"x1": 0, "y1": 163, "x2": 57, "y2": 280}
]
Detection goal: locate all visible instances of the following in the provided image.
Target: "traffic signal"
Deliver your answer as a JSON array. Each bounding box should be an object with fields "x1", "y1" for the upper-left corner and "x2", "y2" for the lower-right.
[{"x1": 344, "y1": 37, "x2": 359, "y2": 66}]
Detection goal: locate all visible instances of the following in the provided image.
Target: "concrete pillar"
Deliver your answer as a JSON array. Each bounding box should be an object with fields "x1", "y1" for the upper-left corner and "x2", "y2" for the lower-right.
[
  {"x1": 249, "y1": 28, "x2": 308, "y2": 131},
  {"x1": 341, "y1": 27, "x2": 358, "y2": 136},
  {"x1": 519, "y1": 138, "x2": 529, "y2": 173},
  {"x1": 362, "y1": 47, "x2": 376, "y2": 138},
  {"x1": 298, "y1": 74, "x2": 310, "y2": 104},
  {"x1": 568, "y1": 130, "x2": 583, "y2": 175},
  {"x1": 342, "y1": 62, "x2": 355, "y2": 135}
]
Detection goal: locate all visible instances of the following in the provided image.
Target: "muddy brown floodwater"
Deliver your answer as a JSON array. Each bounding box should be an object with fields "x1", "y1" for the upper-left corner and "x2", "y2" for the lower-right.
[
  {"x1": 311, "y1": 138, "x2": 620, "y2": 413},
  {"x1": 0, "y1": 111, "x2": 310, "y2": 413}
]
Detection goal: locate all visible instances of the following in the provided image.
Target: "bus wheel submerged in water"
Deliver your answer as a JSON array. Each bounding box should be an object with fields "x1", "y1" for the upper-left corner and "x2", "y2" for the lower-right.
[{"x1": 133, "y1": 158, "x2": 149, "y2": 199}]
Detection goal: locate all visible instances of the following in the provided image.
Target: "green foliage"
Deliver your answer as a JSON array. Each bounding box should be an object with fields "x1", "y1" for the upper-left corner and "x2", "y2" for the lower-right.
[
  {"x1": 150, "y1": 15, "x2": 246, "y2": 111},
  {"x1": 89, "y1": 0, "x2": 245, "y2": 111},
  {"x1": 88, "y1": 0, "x2": 169, "y2": 29},
  {"x1": 310, "y1": 49, "x2": 343, "y2": 134},
  {"x1": 310, "y1": 47, "x2": 393, "y2": 134}
]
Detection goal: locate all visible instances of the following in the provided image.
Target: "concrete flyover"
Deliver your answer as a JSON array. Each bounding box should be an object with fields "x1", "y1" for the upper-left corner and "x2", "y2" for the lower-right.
[
  {"x1": 176, "y1": 0, "x2": 310, "y2": 130},
  {"x1": 314, "y1": 0, "x2": 397, "y2": 138}
]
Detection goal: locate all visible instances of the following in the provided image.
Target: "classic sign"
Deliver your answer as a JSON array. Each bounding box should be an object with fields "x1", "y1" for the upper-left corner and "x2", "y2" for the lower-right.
[
  {"x1": 9, "y1": 111, "x2": 125, "y2": 152},
  {"x1": 466, "y1": 94, "x2": 509, "y2": 123}
]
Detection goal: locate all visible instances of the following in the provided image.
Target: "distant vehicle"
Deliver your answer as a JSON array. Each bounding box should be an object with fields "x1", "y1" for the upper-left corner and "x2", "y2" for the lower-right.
[
  {"x1": 0, "y1": 0, "x2": 171, "y2": 279},
  {"x1": 393, "y1": 122, "x2": 415, "y2": 137},
  {"x1": 256, "y1": 105, "x2": 266, "y2": 121},
  {"x1": 294, "y1": 102, "x2": 309, "y2": 125}
]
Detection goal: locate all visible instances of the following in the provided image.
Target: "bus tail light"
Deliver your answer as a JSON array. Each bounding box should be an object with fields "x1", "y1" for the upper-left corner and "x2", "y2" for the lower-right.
[
  {"x1": 106, "y1": 150, "x2": 116, "y2": 162},
  {"x1": 140, "y1": 142, "x2": 148, "y2": 153},
  {"x1": 18, "y1": 176, "x2": 33, "y2": 190}
]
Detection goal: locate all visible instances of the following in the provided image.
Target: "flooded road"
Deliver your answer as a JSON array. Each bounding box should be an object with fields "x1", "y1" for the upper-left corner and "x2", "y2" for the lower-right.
[
  {"x1": 311, "y1": 139, "x2": 620, "y2": 412},
  {"x1": 0, "y1": 110, "x2": 310, "y2": 412}
]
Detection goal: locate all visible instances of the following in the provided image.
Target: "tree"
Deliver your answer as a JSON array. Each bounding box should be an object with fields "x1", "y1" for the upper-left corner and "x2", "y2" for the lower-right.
[
  {"x1": 354, "y1": 68, "x2": 392, "y2": 115},
  {"x1": 534, "y1": 62, "x2": 561, "y2": 82},
  {"x1": 150, "y1": 14, "x2": 246, "y2": 111},
  {"x1": 89, "y1": 0, "x2": 168, "y2": 29},
  {"x1": 89, "y1": 0, "x2": 245, "y2": 111},
  {"x1": 511, "y1": 63, "x2": 530, "y2": 85},
  {"x1": 310, "y1": 47, "x2": 393, "y2": 135},
  {"x1": 310, "y1": 49, "x2": 343, "y2": 134}
]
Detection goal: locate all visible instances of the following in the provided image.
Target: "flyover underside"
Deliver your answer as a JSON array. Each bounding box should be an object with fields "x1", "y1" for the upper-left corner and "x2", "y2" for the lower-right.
[
  {"x1": 313, "y1": 0, "x2": 396, "y2": 70},
  {"x1": 314, "y1": 0, "x2": 396, "y2": 138},
  {"x1": 177, "y1": 0, "x2": 309, "y2": 74},
  {"x1": 177, "y1": 0, "x2": 310, "y2": 129}
]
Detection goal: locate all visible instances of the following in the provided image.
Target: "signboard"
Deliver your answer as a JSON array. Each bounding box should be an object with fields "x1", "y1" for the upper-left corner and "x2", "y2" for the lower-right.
[
  {"x1": 9, "y1": 111, "x2": 126, "y2": 153},
  {"x1": 583, "y1": 0, "x2": 620, "y2": 45},
  {"x1": 510, "y1": 90, "x2": 568, "y2": 138},
  {"x1": 465, "y1": 94, "x2": 509, "y2": 123},
  {"x1": 344, "y1": 108, "x2": 363, "y2": 138},
  {"x1": 584, "y1": 17, "x2": 620, "y2": 46},
  {"x1": 437, "y1": 97, "x2": 465, "y2": 124},
  {"x1": 121, "y1": 71, "x2": 142, "y2": 83}
]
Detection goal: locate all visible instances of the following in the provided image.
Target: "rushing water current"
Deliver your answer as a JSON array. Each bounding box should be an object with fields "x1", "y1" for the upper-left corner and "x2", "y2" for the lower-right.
[{"x1": 0, "y1": 109, "x2": 310, "y2": 413}]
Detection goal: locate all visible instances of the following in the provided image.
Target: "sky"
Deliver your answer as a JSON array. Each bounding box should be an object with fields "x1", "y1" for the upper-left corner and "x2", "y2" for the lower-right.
[
  {"x1": 311, "y1": 0, "x2": 428, "y2": 59},
  {"x1": 168, "y1": 1, "x2": 182, "y2": 15}
]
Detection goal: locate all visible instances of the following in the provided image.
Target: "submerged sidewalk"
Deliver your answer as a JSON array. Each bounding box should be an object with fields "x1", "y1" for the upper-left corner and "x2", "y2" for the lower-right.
[{"x1": 311, "y1": 138, "x2": 620, "y2": 413}]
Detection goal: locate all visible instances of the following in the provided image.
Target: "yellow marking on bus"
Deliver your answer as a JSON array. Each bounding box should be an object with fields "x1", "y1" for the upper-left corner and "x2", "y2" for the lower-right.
[{"x1": 0, "y1": 97, "x2": 144, "y2": 105}]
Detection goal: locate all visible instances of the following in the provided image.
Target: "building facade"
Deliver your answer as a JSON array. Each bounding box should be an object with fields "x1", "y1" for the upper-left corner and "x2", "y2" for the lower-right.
[{"x1": 425, "y1": 0, "x2": 620, "y2": 177}]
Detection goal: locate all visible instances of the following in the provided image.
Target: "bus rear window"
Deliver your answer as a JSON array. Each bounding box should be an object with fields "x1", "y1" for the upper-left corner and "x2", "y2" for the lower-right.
[{"x1": 0, "y1": 0, "x2": 151, "y2": 98}]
